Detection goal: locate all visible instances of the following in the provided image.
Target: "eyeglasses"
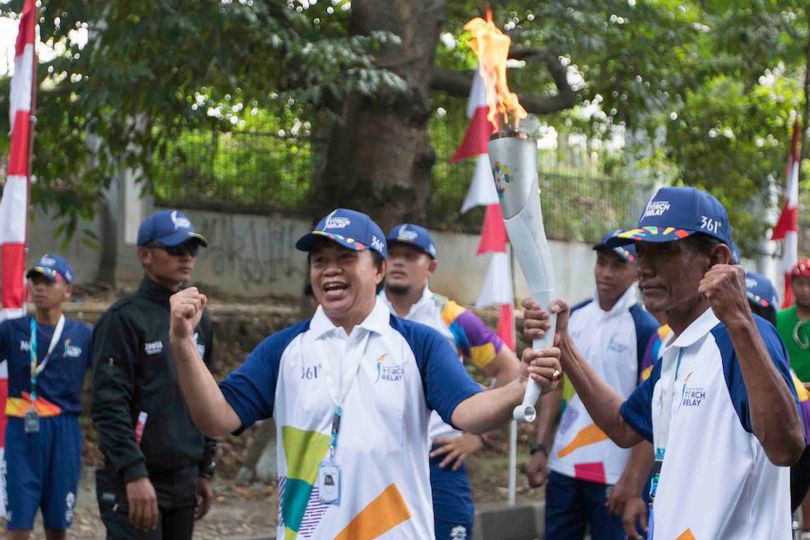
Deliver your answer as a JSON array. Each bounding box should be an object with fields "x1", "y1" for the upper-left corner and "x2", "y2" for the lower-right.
[{"x1": 147, "y1": 242, "x2": 201, "y2": 258}]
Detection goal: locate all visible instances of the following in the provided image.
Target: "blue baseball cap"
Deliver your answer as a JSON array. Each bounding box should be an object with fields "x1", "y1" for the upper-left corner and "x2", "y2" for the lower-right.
[
  {"x1": 295, "y1": 208, "x2": 388, "y2": 258},
  {"x1": 137, "y1": 210, "x2": 208, "y2": 247},
  {"x1": 607, "y1": 187, "x2": 733, "y2": 247},
  {"x1": 26, "y1": 254, "x2": 74, "y2": 284},
  {"x1": 386, "y1": 223, "x2": 437, "y2": 259},
  {"x1": 592, "y1": 229, "x2": 636, "y2": 262},
  {"x1": 745, "y1": 272, "x2": 778, "y2": 309}
]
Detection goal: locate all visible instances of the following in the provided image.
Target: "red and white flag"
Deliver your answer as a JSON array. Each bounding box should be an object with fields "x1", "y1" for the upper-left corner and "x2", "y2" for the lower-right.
[
  {"x1": 772, "y1": 121, "x2": 801, "y2": 308},
  {"x1": 453, "y1": 69, "x2": 514, "y2": 348},
  {"x1": 0, "y1": 0, "x2": 37, "y2": 517}
]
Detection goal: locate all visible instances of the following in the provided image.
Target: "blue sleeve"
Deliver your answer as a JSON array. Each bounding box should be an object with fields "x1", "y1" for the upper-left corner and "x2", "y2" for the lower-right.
[
  {"x1": 393, "y1": 318, "x2": 483, "y2": 427},
  {"x1": 712, "y1": 316, "x2": 800, "y2": 433},
  {"x1": 629, "y1": 305, "x2": 659, "y2": 381},
  {"x1": 219, "y1": 321, "x2": 309, "y2": 434},
  {"x1": 620, "y1": 360, "x2": 661, "y2": 443}
]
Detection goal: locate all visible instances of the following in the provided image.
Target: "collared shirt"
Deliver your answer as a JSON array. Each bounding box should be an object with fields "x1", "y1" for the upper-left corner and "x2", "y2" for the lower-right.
[
  {"x1": 381, "y1": 286, "x2": 504, "y2": 442},
  {"x1": 0, "y1": 315, "x2": 91, "y2": 417},
  {"x1": 552, "y1": 284, "x2": 657, "y2": 484},
  {"x1": 219, "y1": 299, "x2": 482, "y2": 539},
  {"x1": 621, "y1": 308, "x2": 798, "y2": 539}
]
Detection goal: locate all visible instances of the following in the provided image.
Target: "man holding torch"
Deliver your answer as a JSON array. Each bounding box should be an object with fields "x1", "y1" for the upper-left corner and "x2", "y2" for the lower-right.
[
  {"x1": 523, "y1": 186, "x2": 804, "y2": 539},
  {"x1": 167, "y1": 208, "x2": 561, "y2": 539}
]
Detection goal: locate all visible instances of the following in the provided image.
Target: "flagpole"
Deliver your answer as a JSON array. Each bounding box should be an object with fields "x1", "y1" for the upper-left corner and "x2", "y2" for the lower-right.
[{"x1": 24, "y1": 2, "x2": 38, "y2": 311}]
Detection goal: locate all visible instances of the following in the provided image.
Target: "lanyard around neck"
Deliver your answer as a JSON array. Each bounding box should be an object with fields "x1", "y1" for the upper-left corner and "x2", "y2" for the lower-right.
[
  {"x1": 316, "y1": 328, "x2": 373, "y2": 460},
  {"x1": 649, "y1": 347, "x2": 684, "y2": 503},
  {"x1": 30, "y1": 314, "x2": 66, "y2": 401}
]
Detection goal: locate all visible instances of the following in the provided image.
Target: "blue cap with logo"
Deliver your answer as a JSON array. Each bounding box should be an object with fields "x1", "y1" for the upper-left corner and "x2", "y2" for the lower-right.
[
  {"x1": 296, "y1": 208, "x2": 388, "y2": 258},
  {"x1": 592, "y1": 229, "x2": 636, "y2": 262},
  {"x1": 137, "y1": 210, "x2": 208, "y2": 247},
  {"x1": 386, "y1": 223, "x2": 437, "y2": 259},
  {"x1": 26, "y1": 254, "x2": 74, "y2": 284},
  {"x1": 607, "y1": 186, "x2": 733, "y2": 247},
  {"x1": 745, "y1": 272, "x2": 778, "y2": 309}
]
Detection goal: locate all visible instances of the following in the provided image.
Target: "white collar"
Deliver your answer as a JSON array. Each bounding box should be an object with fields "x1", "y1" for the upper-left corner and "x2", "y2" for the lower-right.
[
  {"x1": 310, "y1": 297, "x2": 392, "y2": 340},
  {"x1": 667, "y1": 307, "x2": 720, "y2": 350},
  {"x1": 381, "y1": 283, "x2": 434, "y2": 319},
  {"x1": 592, "y1": 283, "x2": 640, "y2": 317}
]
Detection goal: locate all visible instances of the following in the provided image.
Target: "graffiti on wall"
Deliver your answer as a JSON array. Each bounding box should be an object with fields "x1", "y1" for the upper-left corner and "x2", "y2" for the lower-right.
[{"x1": 195, "y1": 213, "x2": 307, "y2": 292}]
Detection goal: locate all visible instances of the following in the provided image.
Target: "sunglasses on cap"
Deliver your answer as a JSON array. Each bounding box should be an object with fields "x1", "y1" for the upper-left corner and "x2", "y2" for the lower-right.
[{"x1": 147, "y1": 242, "x2": 202, "y2": 258}]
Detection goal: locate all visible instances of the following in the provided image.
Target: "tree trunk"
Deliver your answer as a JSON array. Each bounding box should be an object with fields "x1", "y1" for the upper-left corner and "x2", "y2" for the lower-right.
[{"x1": 309, "y1": 0, "x2": 447, "y2": 231}]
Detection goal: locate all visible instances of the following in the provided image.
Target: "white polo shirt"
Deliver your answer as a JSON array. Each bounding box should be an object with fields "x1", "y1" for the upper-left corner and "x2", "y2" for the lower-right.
[
  {"x1": 219, "y1": 299, "x2": 482, "y2": 539},
  {"x1": 381, "y1": 286, "x2": 505, "y2": 443},
  {"x1": 551, "y1": 284, "x2": 658, "y2": 484},
  {"x1": 621, "y1": 308, "x2": 798, "y2": 539}
]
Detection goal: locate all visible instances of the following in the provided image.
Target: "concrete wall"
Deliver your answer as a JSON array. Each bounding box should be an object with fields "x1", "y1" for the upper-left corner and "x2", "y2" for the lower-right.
[{"x1": 13, "y1": 205, "x2": 602, "y2": 306}]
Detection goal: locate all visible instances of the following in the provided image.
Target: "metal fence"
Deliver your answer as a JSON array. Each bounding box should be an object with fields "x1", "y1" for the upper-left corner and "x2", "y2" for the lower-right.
[{"x1": 152, "y1": 99, "x2": 649, "y2": 243}]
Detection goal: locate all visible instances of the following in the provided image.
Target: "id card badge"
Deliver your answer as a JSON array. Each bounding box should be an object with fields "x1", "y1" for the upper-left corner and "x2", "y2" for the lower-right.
[
  {"x1": 317, "y1": 461, "x2": 341, "y2": 505},
  {"x1": 24, "y1": 407, "x2": 40, "y2": 434}
]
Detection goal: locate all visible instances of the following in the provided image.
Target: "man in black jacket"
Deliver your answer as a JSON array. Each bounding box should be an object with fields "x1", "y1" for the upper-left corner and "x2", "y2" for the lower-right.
[{"x1": 91, "y1": 209, "x2": 217, "y2": 539}]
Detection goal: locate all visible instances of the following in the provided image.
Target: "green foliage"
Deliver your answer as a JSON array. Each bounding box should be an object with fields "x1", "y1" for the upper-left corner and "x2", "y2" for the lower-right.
[
  {"x1": 666, "y1": 74, "x2": 803, "y2": 253},
  {"x1": 0, "y1": 0, "x2": 403, "y2": 237}
]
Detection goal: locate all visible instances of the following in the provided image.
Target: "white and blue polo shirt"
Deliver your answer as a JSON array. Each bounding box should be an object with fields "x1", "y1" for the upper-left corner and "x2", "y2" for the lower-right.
[
  {"x1": 551, "y1": 284, "x2": 658, "y2": 485},
  {"x1": 219, "y1": 299, "x2": 482, "y2": 539},
  {"x1": 621, "y1": 308, "x2": 798, "y2": 539}
]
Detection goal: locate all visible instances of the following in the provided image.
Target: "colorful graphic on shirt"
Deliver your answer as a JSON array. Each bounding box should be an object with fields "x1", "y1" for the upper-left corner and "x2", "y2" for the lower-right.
[
  {"x1": 278, "y1": 477, "x2": 330, "y2": 540},
  {"x1": 557, "y1": 423, "x2": 609, "y2": 458},
  {"x1": 437, "y1": 296, "x2": 503, "y2": 369},
  {"x1": 640, "y1": 325, "x2": 671, "y2": 381},
  {"x1": 573, "y1": 462, "x2": 607, "y2": 484},
  {"x1": 333, "y1": 483, "x2": 411, "y2": 540},
  {"x1": 5, "y1": 392, "x2": 62, "y2": 417},
  {"x1": 675, "y1": 529, "x2": 696, "y2": 540},
  {"x1": 279, "y1": 426, "x2": 331, "y2": 539},
  {"x1": 374, "y1": 354, "x2": 386, "y2": 383}
]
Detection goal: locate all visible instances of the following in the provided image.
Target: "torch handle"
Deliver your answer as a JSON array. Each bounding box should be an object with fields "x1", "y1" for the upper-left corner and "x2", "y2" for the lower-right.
[{"x1": 513, "y1": 289, "x2": 557, "y2": 423}]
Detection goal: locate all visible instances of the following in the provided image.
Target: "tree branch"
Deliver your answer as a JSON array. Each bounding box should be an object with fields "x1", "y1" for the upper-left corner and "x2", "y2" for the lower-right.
[{"x1": 430, "y1": 48, "x2": 578, "y2": 115}]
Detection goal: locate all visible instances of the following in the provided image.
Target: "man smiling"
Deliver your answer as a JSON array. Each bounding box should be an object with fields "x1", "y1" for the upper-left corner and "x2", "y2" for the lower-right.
[
  {"x1": 523, "y1": 187, "x2": 804, "y2": 539},
  {"x1": 167, "y1": 208, "x2": 561, "y2": 539}
]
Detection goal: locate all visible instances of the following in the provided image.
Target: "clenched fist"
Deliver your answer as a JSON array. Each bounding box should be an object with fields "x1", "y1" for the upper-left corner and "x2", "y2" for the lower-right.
[
  {"x1": 170, "y1": 287, "x2": 207, "y2": 340},
  {"x1": 698, "y1": 264, "x2": 751, "y2": 328}
]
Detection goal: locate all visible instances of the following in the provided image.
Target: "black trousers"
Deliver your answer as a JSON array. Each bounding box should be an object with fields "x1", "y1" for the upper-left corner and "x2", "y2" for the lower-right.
[
  {"x1": 98, "y1": 498, "x2": 195, "y2": 540},
  {"x1": 96, "y1": 469, "x2": 197, "y2": 540}
]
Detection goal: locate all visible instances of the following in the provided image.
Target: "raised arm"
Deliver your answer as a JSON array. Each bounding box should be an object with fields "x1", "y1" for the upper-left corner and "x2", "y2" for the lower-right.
[
  {"x1": 170, "y1": 288, "x2": 241, "y2": 437},
  {"x1": 699, "y1": 265, "x2": 804, "y2": 466},
  {"x1": 523, "y1": 298, "x2": 644, "y2": 448}
]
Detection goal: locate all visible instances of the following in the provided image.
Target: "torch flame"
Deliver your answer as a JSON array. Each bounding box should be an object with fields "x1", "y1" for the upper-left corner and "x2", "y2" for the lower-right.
[{"x1": 464, "y1": 9, "x2": 527, "y2": 132}]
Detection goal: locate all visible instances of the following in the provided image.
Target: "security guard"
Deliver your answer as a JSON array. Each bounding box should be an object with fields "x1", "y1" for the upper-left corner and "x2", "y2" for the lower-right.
[{"x1": 91, "y1": 210, "x2": 217, "y2": 540}]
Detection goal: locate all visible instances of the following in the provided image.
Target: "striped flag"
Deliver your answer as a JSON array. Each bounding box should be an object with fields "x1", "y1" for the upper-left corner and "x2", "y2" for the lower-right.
[
  {"x1": 0, "y1": 0, "x2": 37, "y2": 517},
  {"x1": 453, "y1": 69, "x2": 515, "y2": 349},
  {"x1": 772, "y1": 121, "x2": 801, "y2": 308}
]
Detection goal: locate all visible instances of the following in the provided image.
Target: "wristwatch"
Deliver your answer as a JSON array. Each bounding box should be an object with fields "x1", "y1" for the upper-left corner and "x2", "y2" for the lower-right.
[
  {"x1": 529, "y1": 442, "x2": 549, "y2": 456},
  {"x1": 200, "y1": 461, "x2": 217, "y2": 479}
]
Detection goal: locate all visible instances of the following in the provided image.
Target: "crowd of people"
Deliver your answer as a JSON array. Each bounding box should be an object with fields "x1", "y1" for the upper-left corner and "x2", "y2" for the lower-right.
[{"x1": 0, "y1": 184, "x2": 808, "y2": 540}]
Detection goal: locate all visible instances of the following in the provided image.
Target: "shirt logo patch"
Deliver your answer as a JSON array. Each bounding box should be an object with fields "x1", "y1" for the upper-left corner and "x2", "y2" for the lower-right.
[
  {"x1": 643, "y1": 200, "x2": 670, "y2": 218},
  {"x1": 63, "y1": 339, "x2": 82, "y2": 358},
  {"x1": 679, "y1": 372, "x2": 706, "y2": 408},
  {"x1": 606, "y1": 336, "x2": 631, "y2": 355},
  {"x1": 19, "y1": 340, "x2": 30, "y2": 352},
  {"x1": 450, "y1": 525, "x2": 468, "y2": 540},
  {"x1": 375, "y1": 354, "x2": 403, "y2": 382},
  {"x1": 144, "y1": 340, "x2": 164, "y2": 355}
]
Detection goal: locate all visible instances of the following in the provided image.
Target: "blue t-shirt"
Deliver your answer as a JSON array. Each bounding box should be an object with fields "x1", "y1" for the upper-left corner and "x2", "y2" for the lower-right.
[{"x1": 0, "y1": 315, "x2": 92, "y2": 417}]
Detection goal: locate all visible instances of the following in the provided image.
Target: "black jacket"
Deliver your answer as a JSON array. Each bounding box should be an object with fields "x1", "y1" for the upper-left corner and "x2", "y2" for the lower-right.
[{"x1": 91, "y1": 277, "x2": 216, "y2": 502}]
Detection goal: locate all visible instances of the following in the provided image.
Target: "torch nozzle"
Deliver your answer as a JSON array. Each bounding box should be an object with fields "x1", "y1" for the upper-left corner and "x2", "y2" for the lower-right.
[{"x1": 513, "y1": 404, "x2": 537, "y2": 423}]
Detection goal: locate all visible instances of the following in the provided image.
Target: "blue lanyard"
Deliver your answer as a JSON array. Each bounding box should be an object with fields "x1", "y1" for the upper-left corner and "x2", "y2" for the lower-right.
[{"x1": 29, "y1": 315, "x2": 65, "y2": 404}]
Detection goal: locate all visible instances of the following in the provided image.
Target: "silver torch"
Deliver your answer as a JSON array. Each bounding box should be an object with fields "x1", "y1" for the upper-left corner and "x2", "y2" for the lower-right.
[{"x1": 488, "y1": 132, "x2": 557, "y2": 423}]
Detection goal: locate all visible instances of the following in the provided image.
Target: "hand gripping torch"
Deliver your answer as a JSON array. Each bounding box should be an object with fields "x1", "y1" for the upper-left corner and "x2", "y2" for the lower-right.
[{"x1": 487, "y1": 133, "x2": 557, "y2": 423}]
